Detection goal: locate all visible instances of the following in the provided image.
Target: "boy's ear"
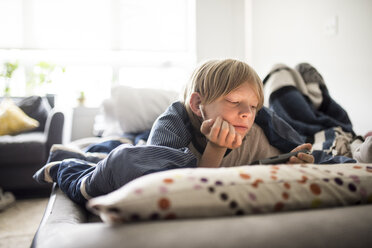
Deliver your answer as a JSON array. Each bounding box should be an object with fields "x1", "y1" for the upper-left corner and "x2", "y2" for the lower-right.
[{"x1": 189, "y1": 92, "x2": 203, "y2": 117}]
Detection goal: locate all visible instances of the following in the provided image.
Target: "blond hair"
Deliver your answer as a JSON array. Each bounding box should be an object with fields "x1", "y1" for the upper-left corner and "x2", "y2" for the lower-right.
[{"x1": 183, "y1": 59, "x2": 264, "y2": 130}]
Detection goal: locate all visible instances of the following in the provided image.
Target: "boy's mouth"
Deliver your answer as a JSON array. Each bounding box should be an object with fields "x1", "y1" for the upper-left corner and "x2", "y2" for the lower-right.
[{"x1": 233, "y1": 125, "x2": 249, "y2": 133}]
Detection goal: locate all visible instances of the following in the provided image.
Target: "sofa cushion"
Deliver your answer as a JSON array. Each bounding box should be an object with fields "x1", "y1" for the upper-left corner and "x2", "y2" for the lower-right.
[
  {"x1": 88, "y1": 163, "x2": 372, "y2": 224},
  {"x1": 0, "y1": 99, "x2": 39, "y2": 136},
  {"x1": 17, "y1": 96, "x2": 51, "y2": 132},
  {"x1": 0, "y1": 132, "x2": 46, "y2": 164},
  {"x1": 101, "y1": 86, "x2": 179, "y2": 135}
]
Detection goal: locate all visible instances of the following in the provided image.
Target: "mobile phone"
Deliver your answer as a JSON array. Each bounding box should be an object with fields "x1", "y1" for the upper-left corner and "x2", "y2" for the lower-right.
[{"x1": 251, "y1": 149, "x2": 310, "y2": 165}]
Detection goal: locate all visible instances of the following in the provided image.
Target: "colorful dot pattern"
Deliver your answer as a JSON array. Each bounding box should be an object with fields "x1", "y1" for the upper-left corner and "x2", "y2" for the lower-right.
[{"x1": 88, "y1": 163, "x2": 372, "y2": 224}]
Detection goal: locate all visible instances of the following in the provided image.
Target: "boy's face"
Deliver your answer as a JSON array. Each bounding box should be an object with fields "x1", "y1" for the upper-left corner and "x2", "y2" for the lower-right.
[{"x1": 203, "y1": 82, "x2": 259, "y2": 137}]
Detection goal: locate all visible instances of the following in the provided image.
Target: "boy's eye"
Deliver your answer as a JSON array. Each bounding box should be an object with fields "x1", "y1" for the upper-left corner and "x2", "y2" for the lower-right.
[
  {"x1": 250, "y1": 106, "x2": 258, "y2": 112},
  {"x1": 227, "y1": 99, "x2": 239, "y2": 105}
]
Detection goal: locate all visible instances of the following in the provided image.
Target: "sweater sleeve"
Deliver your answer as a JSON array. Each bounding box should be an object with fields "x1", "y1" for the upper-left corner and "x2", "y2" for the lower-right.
[{"x1": 147, "y1": 101, "x2": 193, "y2": 149}]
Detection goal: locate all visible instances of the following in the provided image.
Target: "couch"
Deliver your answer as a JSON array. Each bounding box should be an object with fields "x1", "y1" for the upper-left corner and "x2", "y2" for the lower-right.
[
  {"x1": 31, "y1": 86, "x2": 372, "y2": 247},
  {"x1": 0, "y1": 95, "x2": 64, "y2": 197},
  {"x1": 32, "y1": 183, "x2": 372, "y2": 248}
]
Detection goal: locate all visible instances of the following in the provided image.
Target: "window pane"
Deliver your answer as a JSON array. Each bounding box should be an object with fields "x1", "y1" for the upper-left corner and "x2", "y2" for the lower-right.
[
  {"x1": 0, "y1": 0, "x2": 195, "y2": 103},
  {"x1": 119, "y1": 0, "x2": 189, "y2": 51},
  {"x1": 55, "y1": 65, "x2": 112, "y2": 107},
  {"x1": 28, "y1": 0, "x2": 111, "y2": 49}
]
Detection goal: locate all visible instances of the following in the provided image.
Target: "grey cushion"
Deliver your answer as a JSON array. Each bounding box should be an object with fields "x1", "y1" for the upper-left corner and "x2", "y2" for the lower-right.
[
  {"x1": 17, "y1": 96, "x2": 51, "y2": 132},
  {"x1": 0, "y1": 132, "x2": 46, "y2": 164}
]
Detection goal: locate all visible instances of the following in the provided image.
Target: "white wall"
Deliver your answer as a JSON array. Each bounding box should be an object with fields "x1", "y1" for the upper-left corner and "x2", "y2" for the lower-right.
[
  {"x1": 250, "y1": 0, "x2": 372, "y2": 136},
  {"x1": 195, "y1": 0, "x2": 371, "y2": 135},
  {"x1": 196, "y1": 0, "x2": 246, "y2": 62}
]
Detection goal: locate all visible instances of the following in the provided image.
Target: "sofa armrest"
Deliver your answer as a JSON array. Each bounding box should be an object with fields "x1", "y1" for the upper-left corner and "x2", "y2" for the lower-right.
[
  {"x1": 31, "y1": 184, "x2": 88, "y2": 248},
  {"x1": 44, "y1": 109, "x2": 64, "y2": 153}
]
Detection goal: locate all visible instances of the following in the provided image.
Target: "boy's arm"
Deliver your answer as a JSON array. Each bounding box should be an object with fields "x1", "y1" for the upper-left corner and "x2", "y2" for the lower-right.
[{"x1": 198, "y1": 142, "x2": 227, "y2": 168}]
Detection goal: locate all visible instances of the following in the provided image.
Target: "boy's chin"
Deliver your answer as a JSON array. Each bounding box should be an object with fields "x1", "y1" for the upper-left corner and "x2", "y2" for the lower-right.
[{"x1": 234, "y1": 127, "x2": 249, "y2": 137}]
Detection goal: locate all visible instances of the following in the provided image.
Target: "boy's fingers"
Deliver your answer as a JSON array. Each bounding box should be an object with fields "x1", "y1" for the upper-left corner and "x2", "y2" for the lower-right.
[
  {"x1": 288, "y1": 153, "x2": 315, "y2": 164},
  {"x1": 218, "y1": 120, "x2": 230, "y2": 141},
  {"x1": 298, "y1": 153, "x2": 314, "y2": 163},
  {"x1": 200, "y1": 119, "x2": 215, "y2": 134},
  {"x1": 205, "y1": 118, "x2": 215, "y2": 128},
  {"x1": 209, "y1": 117, "x2": 222, "y2": 141},
  {"x1": 232, "y1": 134, "x2": 242, "y2": 148},
  {"x1": 288, "y1": 156, "x2": 302, "y2": 164},
  {"x1": 213, "y1": 116, "x2": 222, "y2": 130},
  {"x1": 225, "y1": 123, "x2": 236, "y2": 145},
  {"x1": 296, "y1": 143, "x2": 312, "y2": 152}
]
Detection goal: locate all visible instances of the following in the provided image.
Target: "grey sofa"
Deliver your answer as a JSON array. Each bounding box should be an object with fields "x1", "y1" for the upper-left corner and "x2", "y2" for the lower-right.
[
  {"x1": 0, "y1": 96, "x2": 64, "y2": 197},
  {"x1": 32, "y1": 183, "x2": 372, "y2": 248},
  {"x1": 31, "y1": 86, "x2": 372, "y2": 247}
]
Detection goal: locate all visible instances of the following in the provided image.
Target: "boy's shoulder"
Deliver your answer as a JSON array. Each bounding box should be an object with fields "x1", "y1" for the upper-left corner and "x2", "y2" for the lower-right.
[
  {"x1": 168, "y1": 100, "x2": 187, "y2": 113},
  {"x1": 148, "y1": 101, "x2": 193, "y2": 147},
  {"x1": 151, "y1": 100, "x2": 192, "y2": 133},
  {"x1": 159, "y1": 101, "x2": 189, "y2": 120}
]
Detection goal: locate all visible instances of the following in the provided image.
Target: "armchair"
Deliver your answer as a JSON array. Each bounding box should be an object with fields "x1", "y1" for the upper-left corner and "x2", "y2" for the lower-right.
[{"x1": 0, "y1": 96, "x2": 64, "y2": 198}]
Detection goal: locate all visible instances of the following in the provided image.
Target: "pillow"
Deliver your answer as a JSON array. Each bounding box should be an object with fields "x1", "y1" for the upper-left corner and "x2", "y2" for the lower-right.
[
  {"x1": 87, "y1": 163, "x2": 372, "y2": 224},
  {"x1": 17, "y1": 96, "x2": 51, "y2": 132},
  {"x1": 0, "y1": 99, "x2": 39, "y2": 136},
  {"x1": 102, "y1": 86, "x2": 179, "y2": 134}
]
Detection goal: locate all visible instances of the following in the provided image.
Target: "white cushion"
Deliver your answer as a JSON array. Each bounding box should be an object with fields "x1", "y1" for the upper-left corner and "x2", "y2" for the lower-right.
[
  {"x1": 87, "y1": 163, "x2": 372, "y2": 224},
  {"x1": 102, "y1": 86, "x2": 179, "y2": 134}
]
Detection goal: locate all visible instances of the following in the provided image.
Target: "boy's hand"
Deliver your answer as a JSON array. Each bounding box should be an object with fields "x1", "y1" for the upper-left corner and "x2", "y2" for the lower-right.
[
  {"x1": 288, "y1": 143, "x2": 314, "y2": 164},
  {"x1": 200, "y1": 116, "x2": 242, "y2": 149}
]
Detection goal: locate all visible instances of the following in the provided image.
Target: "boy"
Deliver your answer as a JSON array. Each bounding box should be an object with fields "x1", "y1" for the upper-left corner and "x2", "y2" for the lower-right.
[
  {"x1": 150, "y1": 59, "x2": 314, "y2": 167},
  {"x1": 34, "y1": 59, "x2": 315, "y2": 204}
]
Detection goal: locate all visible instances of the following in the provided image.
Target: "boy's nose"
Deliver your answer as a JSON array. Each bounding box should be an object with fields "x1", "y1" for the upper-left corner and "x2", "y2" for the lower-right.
[{"x1": 240, "y1": 105, "x2": 255, "y2": 118}]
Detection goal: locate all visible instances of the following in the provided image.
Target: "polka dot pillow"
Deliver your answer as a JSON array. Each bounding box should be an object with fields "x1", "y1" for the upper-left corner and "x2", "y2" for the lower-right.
[{"x1": 87, "y1": 163, "x2": 372, "y2": 224}]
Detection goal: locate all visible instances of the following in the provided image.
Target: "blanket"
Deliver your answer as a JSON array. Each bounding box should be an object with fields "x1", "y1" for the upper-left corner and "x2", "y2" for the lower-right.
[
  {"x1": 263, "y1": 63, "x2": 359, "y2": 157},
  {"x1": 34, "y1": 100, "x2": 355, "y2": 205}
]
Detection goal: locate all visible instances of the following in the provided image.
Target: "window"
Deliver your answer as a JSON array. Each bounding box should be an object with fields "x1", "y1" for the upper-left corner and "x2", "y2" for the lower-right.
[{"x1": 0, "y1": 0, "x2": 196, "y2": 106}]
